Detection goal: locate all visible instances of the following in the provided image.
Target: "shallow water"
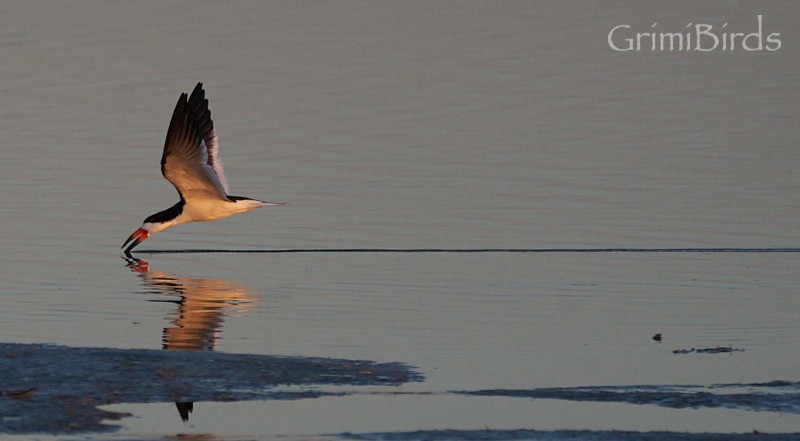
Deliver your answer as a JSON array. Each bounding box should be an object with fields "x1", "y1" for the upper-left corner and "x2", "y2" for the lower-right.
[{"x1": 1, "y1": 1, "x2": 799, "y2": 439}]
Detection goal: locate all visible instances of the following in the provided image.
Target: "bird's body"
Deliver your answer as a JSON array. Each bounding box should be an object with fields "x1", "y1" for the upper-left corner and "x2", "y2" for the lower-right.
[{"x1": 123, "y1": 83, "x2": 285, "y2": 254}]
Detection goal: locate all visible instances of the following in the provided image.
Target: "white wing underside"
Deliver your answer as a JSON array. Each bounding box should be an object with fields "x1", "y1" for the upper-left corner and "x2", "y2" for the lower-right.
[
  {"x1": 206, "y1": 138, "x2": 230, "y2": 195},
  {"x1": 164, "y1": 140, "x2": 229, "y2": 201}
]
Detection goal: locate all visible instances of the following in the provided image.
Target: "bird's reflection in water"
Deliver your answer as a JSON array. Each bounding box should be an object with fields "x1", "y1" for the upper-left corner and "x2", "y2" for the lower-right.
[{"x1": 125, "y1": 256, "x2": 256, "y2": 422}]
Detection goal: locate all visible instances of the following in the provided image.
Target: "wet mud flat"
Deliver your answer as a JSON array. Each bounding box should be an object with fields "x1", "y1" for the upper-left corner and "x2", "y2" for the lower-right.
[
  {"x1": 458, "y1": 380, "x2": 800, "y2": 414},
  {"x1": 333, "y1": 382, "x2": 800, "y2": 441},
  {"x1": 340, "y1": 430, "x2": 800, "y2": 441},
  {"x1": 0, "y1": 342, "x2": 421, "y2": 434},
  {"x1": 3, "y1": 343, "x2": 800, "y2": 440}
]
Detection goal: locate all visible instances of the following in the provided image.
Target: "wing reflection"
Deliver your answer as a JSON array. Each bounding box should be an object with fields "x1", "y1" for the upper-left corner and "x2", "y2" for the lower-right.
[{"x1": 124, "y1": 256, "x2": 257, "y2": 422}]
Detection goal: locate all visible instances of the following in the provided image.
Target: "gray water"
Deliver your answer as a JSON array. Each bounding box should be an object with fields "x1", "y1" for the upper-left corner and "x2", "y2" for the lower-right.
[{"x1": 1, "y1": 1, "x2": 799, "y2": 439}]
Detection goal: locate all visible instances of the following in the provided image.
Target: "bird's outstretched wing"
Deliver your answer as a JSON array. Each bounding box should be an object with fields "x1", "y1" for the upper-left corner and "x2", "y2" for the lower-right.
[{"x1": 161, "y1": 82, "x2": 230, "y2": 201}]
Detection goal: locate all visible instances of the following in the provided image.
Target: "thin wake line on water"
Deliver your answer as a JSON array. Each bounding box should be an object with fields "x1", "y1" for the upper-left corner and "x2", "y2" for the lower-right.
[{"x1": 136, "y1": 247, "x2": 800, "y2": 254}]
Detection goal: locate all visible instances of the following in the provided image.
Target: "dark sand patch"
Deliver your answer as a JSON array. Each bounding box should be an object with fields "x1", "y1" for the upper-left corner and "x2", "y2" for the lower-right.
[
  {"x1": 0, "y1": 342, "x2": 421, "y2": 434},
  {"x1": 457, "y1": 380, "x2": 800, "y2": 413},
  {"x1": 339, "y1": 429, "x2": 800, "y2": 441}
]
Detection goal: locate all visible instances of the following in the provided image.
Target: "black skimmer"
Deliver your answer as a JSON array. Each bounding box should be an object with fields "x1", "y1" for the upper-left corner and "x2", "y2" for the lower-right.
[{"x1": 122, "y1": 83, "x2": 286, "y2": 254}]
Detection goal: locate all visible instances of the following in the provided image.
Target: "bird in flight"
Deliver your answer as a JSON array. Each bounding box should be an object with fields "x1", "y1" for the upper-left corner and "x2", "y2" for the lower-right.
[{"x1": 122, "y1": 83, "x2": 286, "y2": 254}]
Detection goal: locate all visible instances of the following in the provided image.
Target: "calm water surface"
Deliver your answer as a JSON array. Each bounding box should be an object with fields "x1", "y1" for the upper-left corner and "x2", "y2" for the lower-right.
[{"x1": 1, "y1": 1, "x2": 799, "y2": 439}]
